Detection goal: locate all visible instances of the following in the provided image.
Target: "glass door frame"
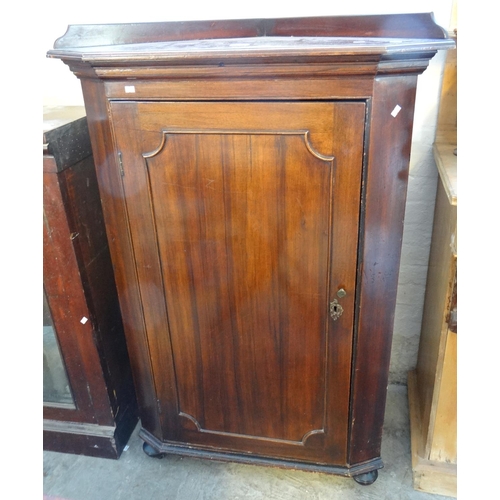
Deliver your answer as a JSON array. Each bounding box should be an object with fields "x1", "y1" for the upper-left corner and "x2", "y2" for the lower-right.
[{"x1": 43, "y1": 160, "x2": 109, "y2": 425}]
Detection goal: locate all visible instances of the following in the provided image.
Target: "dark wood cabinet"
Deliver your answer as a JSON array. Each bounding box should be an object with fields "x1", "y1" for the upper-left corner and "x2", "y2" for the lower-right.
[
  {"x1": 43, "y1": 107, "x2": 138, "y2": 458},
  {"x1": 48, "y1": 14, "x2": 454, "y2": 482}
]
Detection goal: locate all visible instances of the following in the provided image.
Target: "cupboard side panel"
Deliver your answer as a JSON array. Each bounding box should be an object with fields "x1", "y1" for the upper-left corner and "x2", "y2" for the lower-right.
[
  {"x1": 349, "y1": 76, "x2": 417, "y2": 465},
  {"x1": 80, "y1": 81, "x2": 162, "y2": 437}
]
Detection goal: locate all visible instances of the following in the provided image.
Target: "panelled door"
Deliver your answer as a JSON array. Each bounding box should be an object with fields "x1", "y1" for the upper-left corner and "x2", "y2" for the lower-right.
[{"x1": 111, "y1": 101, "x2": 365, "y2": 465}]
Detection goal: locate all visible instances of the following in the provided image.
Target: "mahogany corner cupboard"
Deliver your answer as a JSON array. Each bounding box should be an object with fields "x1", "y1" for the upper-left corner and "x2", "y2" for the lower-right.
[{"x1": 48, "y1": 14, "x2": 454, "y2": 484}]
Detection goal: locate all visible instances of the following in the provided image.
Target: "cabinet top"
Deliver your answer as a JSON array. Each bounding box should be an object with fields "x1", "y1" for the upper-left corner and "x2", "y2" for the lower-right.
[
  {"x1": 43, "y1": 106, "x2": 92, "y2": 172},
  {"x1": 43, "y1": 106, "x2": 86, "y2": 135},
  {"x1": 48, "y1": 13, "x2": 454, "y2": 64}
]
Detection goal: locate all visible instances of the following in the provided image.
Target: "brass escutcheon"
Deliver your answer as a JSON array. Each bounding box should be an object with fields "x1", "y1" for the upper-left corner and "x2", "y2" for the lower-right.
[{"x1": 330, "y1": 299, "x2": 344, "y2": 321}]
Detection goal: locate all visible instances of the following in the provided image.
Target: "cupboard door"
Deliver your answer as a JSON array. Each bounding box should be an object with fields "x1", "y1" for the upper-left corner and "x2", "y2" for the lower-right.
[{"x1": 111, "y1": 101, "x2": 365, "y2": 464}]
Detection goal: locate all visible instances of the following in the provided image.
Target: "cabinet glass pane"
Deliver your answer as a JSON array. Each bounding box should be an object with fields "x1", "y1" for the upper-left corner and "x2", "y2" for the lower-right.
[{"x1": 43, "y1": 290, "x2": 75, "y2": 406}]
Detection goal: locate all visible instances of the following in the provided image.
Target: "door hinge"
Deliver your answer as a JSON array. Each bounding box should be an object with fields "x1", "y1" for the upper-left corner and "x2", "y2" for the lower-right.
[
  {"x1": 118, "y1": 151, "x2": 125, "y2": 177},
  {"x1": 156, "y1": 399, "x2": 162, "y2": 414}
]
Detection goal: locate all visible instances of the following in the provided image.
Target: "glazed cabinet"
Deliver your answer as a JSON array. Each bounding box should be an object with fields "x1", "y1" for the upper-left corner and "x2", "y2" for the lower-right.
[
  {"x1": 43, "y1": 107, "x2": 138, "y2": 458},
  {"x1": 48, "y1": 14, "x2": 454, "y2": 483}
]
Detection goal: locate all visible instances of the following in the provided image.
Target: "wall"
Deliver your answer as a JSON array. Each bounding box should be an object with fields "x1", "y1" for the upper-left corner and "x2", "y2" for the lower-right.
[{"x1": 41, "y1": 1, "x2": 454, "y2": 385}]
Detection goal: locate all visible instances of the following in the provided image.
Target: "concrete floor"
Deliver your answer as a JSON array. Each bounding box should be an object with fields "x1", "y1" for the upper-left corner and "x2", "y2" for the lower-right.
[{"x1": 43, "y1": 385, "x2": 455, "y2": 500}]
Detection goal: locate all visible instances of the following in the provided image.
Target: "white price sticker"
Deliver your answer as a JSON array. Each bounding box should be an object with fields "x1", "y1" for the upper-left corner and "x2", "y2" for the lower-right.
[{"x1": 391, "y1": 105, "x2": 402, "y2": 118}]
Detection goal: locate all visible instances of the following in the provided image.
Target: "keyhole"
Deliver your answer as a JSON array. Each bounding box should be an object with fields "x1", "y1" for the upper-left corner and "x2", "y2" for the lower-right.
[{"x1": 330, "y1": 299, "x2": 343, "y2": 321}]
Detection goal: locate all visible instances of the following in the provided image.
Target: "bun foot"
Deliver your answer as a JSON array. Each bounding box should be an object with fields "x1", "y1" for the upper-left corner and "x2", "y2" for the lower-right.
[
  {"x1": 353, "y1": 469, "x2": 378, "y2": 485},
  {"x1": 142, "y1": 441, "x2": 166, "y2": 459}
]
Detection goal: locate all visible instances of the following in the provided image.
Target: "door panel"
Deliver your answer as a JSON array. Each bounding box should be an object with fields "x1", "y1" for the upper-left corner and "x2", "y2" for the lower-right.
[{"x1": 111, "y1": 101, "x2": 365, "y2": 463}]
